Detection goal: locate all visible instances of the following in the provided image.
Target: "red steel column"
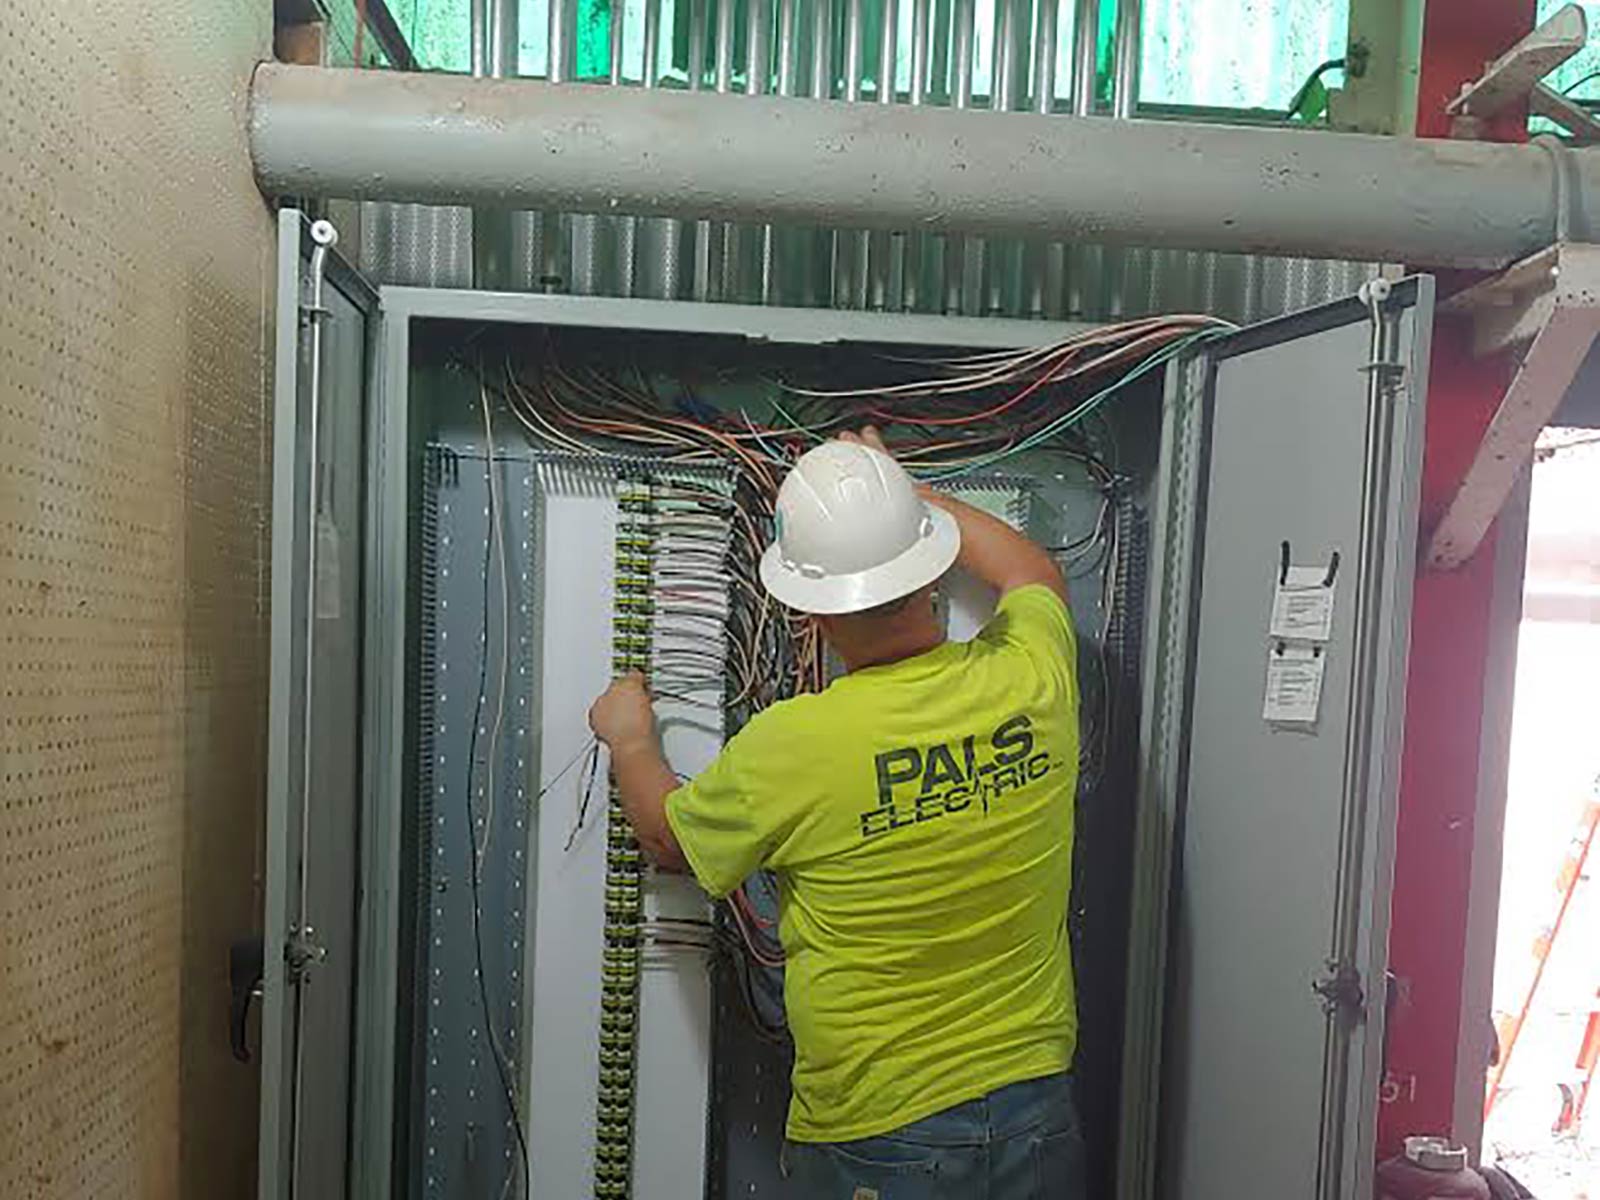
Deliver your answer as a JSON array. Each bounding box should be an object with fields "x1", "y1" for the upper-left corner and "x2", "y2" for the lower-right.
[{"x1": 1377, "y1": 0, "x2": 1537, "y2": 1158}]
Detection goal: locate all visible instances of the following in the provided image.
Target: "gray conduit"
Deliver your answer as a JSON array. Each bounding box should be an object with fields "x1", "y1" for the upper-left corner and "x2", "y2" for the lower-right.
[{"x1": 250, "y1": 62, "x2": 1593, "y2": 269}]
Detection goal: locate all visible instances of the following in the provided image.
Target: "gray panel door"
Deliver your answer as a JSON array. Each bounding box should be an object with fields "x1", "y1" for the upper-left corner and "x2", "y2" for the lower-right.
[
  {"x1": 1156, "y1": 280, "x2": 1433, "y2": 1200},
  {"x1": 260, "y1": 210, "x2": 380, "y2": 1200}
]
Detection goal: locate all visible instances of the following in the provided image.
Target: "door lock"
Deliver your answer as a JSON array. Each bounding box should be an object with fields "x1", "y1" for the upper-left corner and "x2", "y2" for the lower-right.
[
  {"x1": 285, "y1": 924, "x2": 328, "y2": 984},
  {"x1": 1312, "y1": 959, "x2": 1365, "y2": 1018}
]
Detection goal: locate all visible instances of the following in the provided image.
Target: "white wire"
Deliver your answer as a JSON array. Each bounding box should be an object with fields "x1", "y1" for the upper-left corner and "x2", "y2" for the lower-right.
[{"x1": 477, "y1": 379, "x2": 512, "y2": 867}]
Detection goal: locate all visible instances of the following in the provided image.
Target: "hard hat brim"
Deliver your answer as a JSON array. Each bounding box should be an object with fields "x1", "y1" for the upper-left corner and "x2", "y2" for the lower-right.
[{"x1": 757, "y1": 506, "x2": 961, "y2": 615}]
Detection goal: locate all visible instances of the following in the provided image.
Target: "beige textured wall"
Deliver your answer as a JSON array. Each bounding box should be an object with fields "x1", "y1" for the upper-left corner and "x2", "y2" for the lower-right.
[{"x1": 0, "y1": 4, "x2": 275, "y2": 1198}]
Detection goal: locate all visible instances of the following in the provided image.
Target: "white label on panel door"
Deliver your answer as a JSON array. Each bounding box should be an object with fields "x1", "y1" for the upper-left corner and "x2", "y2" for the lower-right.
[
  {"x1": 1269, "y1": 564, "x2": 1335, "y2": 642},
  {"x1": 1263, "y1": 644, "x2": 1326, "y2": 725}
]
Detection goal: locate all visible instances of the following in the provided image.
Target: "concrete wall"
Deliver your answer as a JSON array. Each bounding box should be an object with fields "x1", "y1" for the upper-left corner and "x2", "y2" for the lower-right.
[{"x1": 0, "y1": 4, "x2": 275, "y2": 1197}]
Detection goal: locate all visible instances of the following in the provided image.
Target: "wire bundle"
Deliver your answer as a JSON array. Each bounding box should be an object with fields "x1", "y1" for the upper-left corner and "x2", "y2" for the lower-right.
[
  {"x1": 481, "y1": 313, "x2": 1231, "y2": 1041},
  {"x1": 493, "y1": 314, "x2": 1227, "y2": 704}
]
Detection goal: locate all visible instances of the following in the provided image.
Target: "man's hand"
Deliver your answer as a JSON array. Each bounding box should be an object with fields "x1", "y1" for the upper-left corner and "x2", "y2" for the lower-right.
[
  {"x1": 838, "y1": 427, "x2": 1066, "y2": 604},
  {"x1": 837, "y1": 425, "x2": 891, "y2": 456},
  {"x1": 587, "y1": 672, "x2": 686, "y2": 871},
  {"x1": 588, "y1": 671, "x2": 657, "y2": 751},
  {"x1": 839, "y1": 425, "x2": 939, "y2": 501}
]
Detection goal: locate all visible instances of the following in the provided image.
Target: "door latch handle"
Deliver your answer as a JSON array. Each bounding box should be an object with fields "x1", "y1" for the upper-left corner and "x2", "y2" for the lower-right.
[
  {"x1": 1312, "y1": 958, "x2": 1366, "y2": 1018},
  {"x1": 230, "y1": 936, "x2": 265, "y2": 1063}
]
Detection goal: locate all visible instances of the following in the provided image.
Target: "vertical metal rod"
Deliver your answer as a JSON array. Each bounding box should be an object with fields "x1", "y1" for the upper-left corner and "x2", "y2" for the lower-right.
[
  {"x1": 748, "y1": 0, "x2": 772, "y2": 92},
  {"x1": 993, "y1": 0, "x2": 1017, "y2": 111},
  {"x1": 764, "y1": 0, "x2": 801, "y2": 303},
  {"x1": 1027, "y1": 0, "x2": 1061, "y2": 317},
  {"x1": 542, "y1": 0, "x2": 572, "y2": 291},
  {"x1": 1071, "y1": 0, "x2": 1098, "y2": 113},
  {"x1": 610, "y1": 0, "x2": 627, "y2": 81},
  {"x1": 470, "y1": 0, "x2": 489, "y2": 76},
  {"x1": 985, "y1": 0, "x2": 1019, "y2": 314},
  {"x1": 776, "y1": 0, "x2": 800, "y2": 94},
  {"x1": 870, "y1": 0, "x2": 900, "y2": 310},
  {"x1": 690, "y1": 0, "x2": 719, "y2": 299},
  {"x1": 643, "y1": 0, "x2": 662, "y2": 86},
  {"x1": 469, "y1": 0, "x2": 499, "y2": 288},
  {"x1": 1111, "y1": 0, "x2": 1140, "y2": 118},
  {"x1": 1065, "y1": 0, "x2": 1100, "y2": 317},
  {"x1": 641, "y1": 0, "x2": 681, "y2": 298},
  {"x1": 810, "y1": 0, "x2": 835, "y2": 97},
  {"x1": 714, "y1": 0, "x2": 736, "y2": 87},
  {"x1": 549, "y1": 0, "x2": 571, "y2": 80},
  {"x1": 610, "y1": 0, "x2": 636, "y2": 296},
  {"x1": 833, "y1": 0, "x2": 866, "y2": 308},
  {"x1": 1315, "y1": 288, "x2": 1403, "y2": 1200},
  {"x1": 1032, "y1": 0, "x2": 1057, "y2": 111},
  {"x1": 1097, "y1": 0, "x2": 1140, "y2": 314},
  {"x1": 808, "y1": 0, "x2": 835, "y2": 306},
  {"x1": 943, "y1": 0, "x2": 975, "y2": 313},
  {"x1": 902, "y1": 0, "x2": 932, "y2": 311},
  {"x1": 909, "y1": 0, "x2": 931, "y2": 105},
  {"x1": 878, "y1": 0, "x2": 899, "y2": 104},
  {"x1": 473, "y1": 0, "x2": 520, "y2": 290},
  {"x1": 689, "y1": 0, "x2": 709, "y2": 90},
  {"x1": 490, "y1": 0, "x2": 518, "y2": 76},
  {"x1": 843, "y1": 0, "x2": 864, "y2": 98},
  {"x1": 929, "y1": 0, "x2": 951, "y2": 101},
  {"x1": 744, "y1": 0, "x2": 772, "y2": 303},
  {"x1": 701, "y1": 0, "x2": 737, "y2": 299}
]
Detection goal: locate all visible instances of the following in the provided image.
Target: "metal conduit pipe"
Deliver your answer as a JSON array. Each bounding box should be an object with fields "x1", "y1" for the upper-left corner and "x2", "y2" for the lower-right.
[
  {"x1": 1071, "y1": 0, "x2": 1099, "y2": 116},
  {"x1": 250, "y1": 63, "x2": 1591, "y2": 269},
  {"x1": 1111, "y1": 0, "x2": 1140, "y2": 119}
]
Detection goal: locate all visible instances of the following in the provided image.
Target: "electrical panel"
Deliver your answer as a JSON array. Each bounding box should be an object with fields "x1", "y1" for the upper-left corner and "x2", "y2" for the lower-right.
[
  {"x1": 263, "y1": 212, "x2": 1435, "y2": 1200},
  {"x1": 394, "y1": 321, "x2": 1143, "y2": 1200}
]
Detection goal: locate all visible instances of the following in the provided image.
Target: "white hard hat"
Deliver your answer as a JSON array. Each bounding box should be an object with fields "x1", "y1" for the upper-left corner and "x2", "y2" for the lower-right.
[{"x1": 758, "y1": 441, "x2": 960, "y2": 615}]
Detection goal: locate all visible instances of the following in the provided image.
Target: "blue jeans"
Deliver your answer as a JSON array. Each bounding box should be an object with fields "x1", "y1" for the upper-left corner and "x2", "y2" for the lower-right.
[{"x1": 780, "y1": 1073, "x2": 1087, "y2": 1199}]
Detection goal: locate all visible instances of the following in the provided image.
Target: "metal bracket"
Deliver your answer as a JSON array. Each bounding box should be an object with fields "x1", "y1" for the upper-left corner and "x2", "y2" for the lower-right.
[
  {"x1": 1446, "y1": 4, "x2": 1587, "y2": 123},
  {"x1": 1312, "y1": 959, "x2": 1366, "y2": 1018},
  {"x1": 1427, "y1": 242, "x2": 1600, "y2": 569},
  {"x1": 1531, "y1": 83, "x2": 1600, "y2": 146},
  {"x1": 285, "y1": 924, "x2": 328, "y2": 984}
]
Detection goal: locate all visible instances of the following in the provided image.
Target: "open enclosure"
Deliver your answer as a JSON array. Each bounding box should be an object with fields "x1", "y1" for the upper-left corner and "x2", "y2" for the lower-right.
[{"x1": 262, "y1": 210, "x2": 1436, "y2": 1200}]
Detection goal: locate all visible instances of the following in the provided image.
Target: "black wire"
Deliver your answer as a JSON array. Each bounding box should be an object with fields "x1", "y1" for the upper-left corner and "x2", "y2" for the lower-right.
[
  {"x1": 1562, "y1": 69, "x2": 1600, "y2": 97},
  {"x1": 563, "y1": 742, "x2": 603, "y2": 852},
  {"x1": 465, "y1": 451, "x2": 533, "y2": 1199}
]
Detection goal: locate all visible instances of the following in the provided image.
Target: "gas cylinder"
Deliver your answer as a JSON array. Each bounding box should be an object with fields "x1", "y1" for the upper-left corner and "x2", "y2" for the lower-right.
[{"x1": 1375, "y1": 1138, "x2": 1491, "y2": 1200}]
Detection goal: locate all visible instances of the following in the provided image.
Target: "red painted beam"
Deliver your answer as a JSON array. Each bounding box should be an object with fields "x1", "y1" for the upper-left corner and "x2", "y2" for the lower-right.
[{"x1": 1378, "y1": 0, "x2": 1537, "y2": 1160}]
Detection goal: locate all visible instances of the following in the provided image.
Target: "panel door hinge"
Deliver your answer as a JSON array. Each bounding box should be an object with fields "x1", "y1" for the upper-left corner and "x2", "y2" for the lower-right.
[
  {"x1": 1312, "y1": 959, "x2": 1365, "y2": 1018},
  {"x1": 285, "y1": 924, "x2": 328, "y2": 984},
  {"x1": 298, "y1": 219, "x2": 340, "y2": 322},
  {"x1": 1357, "y1": 278, "x2": 1407, "y2": 386}
]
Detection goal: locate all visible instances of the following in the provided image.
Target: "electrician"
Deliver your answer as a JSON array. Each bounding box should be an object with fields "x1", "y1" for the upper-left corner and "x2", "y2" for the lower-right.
[{"x1": 588, "y1": 427, "x2": 1085, "y2": 1199}]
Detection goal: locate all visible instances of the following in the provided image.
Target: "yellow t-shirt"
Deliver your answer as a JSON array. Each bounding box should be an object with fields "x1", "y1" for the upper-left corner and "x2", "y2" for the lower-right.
[{"x1": 665, "y1": 584, "x2": 1080, "y2": 1143}]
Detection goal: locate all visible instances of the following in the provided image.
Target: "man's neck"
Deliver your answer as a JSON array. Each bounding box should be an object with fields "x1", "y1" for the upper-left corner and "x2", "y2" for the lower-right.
[{"x1": 839, "y1": 627, "x2": 946, "y2": 673}]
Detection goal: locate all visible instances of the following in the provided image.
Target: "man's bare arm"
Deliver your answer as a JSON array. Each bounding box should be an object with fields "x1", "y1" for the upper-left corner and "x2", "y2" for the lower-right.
[
  {"x1": 588, "y1": 673, "x2": 689, "y2": 871},
  {"x1": 923, "y1": 490, "x2": 1069, "y2": 604},
  {"x1": 842, "y1": 427, "x2": 1068, "y2": 604}
]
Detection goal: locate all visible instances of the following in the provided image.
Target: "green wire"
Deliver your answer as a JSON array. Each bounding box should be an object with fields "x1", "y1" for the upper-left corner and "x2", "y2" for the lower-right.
[
  {"x1": 765, "y1": 389, "x2": 827, "y2": 442},
  {"x1": 922, "y1": 327, "x2": 1229, "y2": 481}
]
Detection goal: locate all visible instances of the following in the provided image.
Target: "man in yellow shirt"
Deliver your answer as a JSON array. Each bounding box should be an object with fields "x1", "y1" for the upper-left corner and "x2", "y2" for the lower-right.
[{"x1": 589, "y1": 429, "x2": 1084, "y2": 1198}]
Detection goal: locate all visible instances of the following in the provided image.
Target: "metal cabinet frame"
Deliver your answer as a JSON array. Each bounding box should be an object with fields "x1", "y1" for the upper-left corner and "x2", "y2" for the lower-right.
[{"x1": 263, "y1": 208, "x2": 1434, "y2": 1200}]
